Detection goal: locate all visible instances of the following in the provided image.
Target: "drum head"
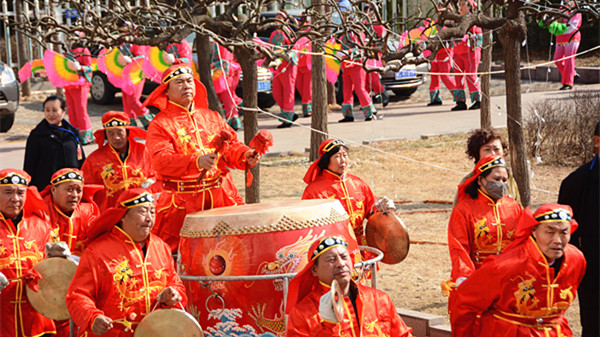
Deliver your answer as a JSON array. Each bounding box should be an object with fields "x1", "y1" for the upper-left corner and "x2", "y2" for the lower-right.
[
  {"x1": 134, "y1": 309, "x2": 203, "y2": 337},
  {"x1": 26, "y1": 257, "x2": 77, "y2": 320},
  {"x1": 181, "y1": 199, "x2": 349, "y2": 238},
  {"x1": 365, "y1": 212, "x2": 410, "y2": 264}
]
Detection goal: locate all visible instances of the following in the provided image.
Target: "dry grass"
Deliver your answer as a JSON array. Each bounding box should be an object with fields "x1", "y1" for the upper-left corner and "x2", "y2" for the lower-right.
[{"x1": 231, "y1": 131, "x2": 582, "y2": 334}]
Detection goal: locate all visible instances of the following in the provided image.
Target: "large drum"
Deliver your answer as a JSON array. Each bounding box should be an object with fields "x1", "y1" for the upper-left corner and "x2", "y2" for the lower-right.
[{"x1": 178, "y1": 199, "x2": 359, "y2": 336}]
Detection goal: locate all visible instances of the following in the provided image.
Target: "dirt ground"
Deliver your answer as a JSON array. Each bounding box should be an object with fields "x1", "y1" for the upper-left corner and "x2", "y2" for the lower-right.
[{"x1": 230, "y1": 131, "x2": 583, "y2": 335}]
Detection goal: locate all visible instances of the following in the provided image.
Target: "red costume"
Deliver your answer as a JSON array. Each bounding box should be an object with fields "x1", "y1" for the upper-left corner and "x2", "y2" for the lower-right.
[
  {"x1": 0, "y1": 169, "x2": 56, "y2": 337},
  {"x1": 452, "y1": 25, "x2": 482, "y2": 107},
  {"x1": 302, "y1": 139, "x2": 377, "y2": 246},
  {"x1": 303, "y1": 171, "x2": 376, "y2": 245},
  {"x1": 39, "y1": 168, "x2": 100, "y2": 257},
  {"x1": 269, "y1": 20, "x2": 299, "y2": 126},
  {"x1": 65, "y1": 47, "x2": 93, "y2": 144},
  {"x1": 295, "y1": 34, "x2": 312, "y2": 117},
  {"x1": 81, "y1": 111, "x2": 155, "y2": 211},
  {"x1": 340, "y1": 32, "x2": 377, "y2": 121},
  {"x1": 428, "y1": 24, "x2": 456, "y2": 105},
  {"x1": 364, "y1": 23, "x2": 389, "y2": 106},
  {"x1": 66, "y1": 189, "x2": 187, "y2": 337},
  {"x1": 447, "y1": 155, "x2": 522, "y2": 282},
  {"x1": 288, "y1": 281, "x2": 413, "y2": 337},
  {"x1": 286, "y1": 236, "x2": 413, "y2": 337},
  {"x1": 451, "y1": 204, "x2": 586, "y2": 337},
  {"x1": 144, "y1": 64, "x2": 250, "y2": 251}
]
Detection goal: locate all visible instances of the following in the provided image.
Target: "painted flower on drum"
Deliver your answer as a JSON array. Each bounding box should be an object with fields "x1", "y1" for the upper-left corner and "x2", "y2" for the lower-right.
[{"x1": 205, "y1": 308, "x2": 279, "y2": 337}]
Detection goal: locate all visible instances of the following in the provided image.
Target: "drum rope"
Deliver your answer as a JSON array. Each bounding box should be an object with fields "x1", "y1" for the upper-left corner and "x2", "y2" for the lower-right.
[{"x1": 240, "y1": 105, "x2": 559, "y2": 196}]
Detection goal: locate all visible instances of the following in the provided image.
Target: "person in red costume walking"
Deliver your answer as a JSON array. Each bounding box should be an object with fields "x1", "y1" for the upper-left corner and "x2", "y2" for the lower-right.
[
  {"x1": 65, "y1": 43, "x2": 94, "y2": 144},
  {"x1": 143, "y1": 62, "x2": 260, "y2": 252},
  {"x1": 295, "y1": 14, "x2": 313, "y2": 118},
  {"x1": 339, "y1": 31, "x2": 378, "y2": 122},
  {"x1": 450, "y1": 203, "x2": 586, "y2": 337},
  {"x1": 451, "y1": 0, "x2": 482, "y2": 111},
  {"x1": 81, "y1": 111, "x2": 155, "y2": 211},
  {"x1": 302, "y1": 139, "x2": 395, "y2": 246},
  {"x1": 443, "y1": 154, "x2": 522, "y2": 296},
  {"x1": 268, "y1": 11, "x2": 299, "y2": 128},
  {"x1": 428, "y1": 1, "x2": 457, "y2": 106},
  {"x1": 0, "y1": 169, "x2": 71, "y2": 337},
  {"x1": 286, "y1": 236, "x2": 413, "y2": 337},
  {"x1": 66, "y1": 188, "x2": 187, "y2": 337}
]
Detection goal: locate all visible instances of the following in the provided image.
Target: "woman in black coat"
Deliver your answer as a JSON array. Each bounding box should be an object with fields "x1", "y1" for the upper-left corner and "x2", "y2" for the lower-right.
[{"x1": 24, "y1": 96, "x2": 85, "y2": 191}]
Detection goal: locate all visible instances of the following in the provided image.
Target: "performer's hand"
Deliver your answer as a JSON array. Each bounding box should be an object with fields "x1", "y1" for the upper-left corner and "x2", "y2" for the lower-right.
[
  {"x1": 122, "y1": 55, "x2": 133, "y2": 64},
  {"x1": 245, "y1": 150, "x2": 261, "y2": 167},
  {"x1": 92, "y1": 315, "x2": 113, "y2": 335},
  {"x1": 374, "y1": 196, "x2": 396, "y2": 214},
  {"x1": 158, "y1": 286, "x2": 182, "y2": 306},
  {"x1": 318, "y1": 291, "x2": 339, "y2": 323},
  {"x1": 197, "y1": 153, "x2": 217, "y2": 171},
  {"x1": 45, "y1": 242, "x2": 71, "y2": 258},
  {"x1": 0, "y1": 271, "x2": 9, "y2": 292}
]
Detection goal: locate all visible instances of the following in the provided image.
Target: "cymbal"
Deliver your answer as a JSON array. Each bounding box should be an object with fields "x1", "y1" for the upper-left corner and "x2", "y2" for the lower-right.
[
  {"x1": 331, "y1": 279, "x2": 344, "y2": 323},
  {"x1": 134, "y1": 309, "x2": 203, "y2": 337},
  {"x1": 26, "y1": 257, "x2": 77, "y2": 320},
  {"x1": 365, "y1": 212, "x2": 410, "y2": 264}
]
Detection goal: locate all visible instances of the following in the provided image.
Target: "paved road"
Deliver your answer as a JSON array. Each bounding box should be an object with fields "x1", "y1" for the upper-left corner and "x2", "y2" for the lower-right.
[{"x1": 1, "y1": 79, "x2": 598, "y2": 170}]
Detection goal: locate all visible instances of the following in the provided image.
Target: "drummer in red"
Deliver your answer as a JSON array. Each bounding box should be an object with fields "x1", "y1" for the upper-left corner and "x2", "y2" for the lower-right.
[
  {"x1": 39, "y1": 168, "x2": 100, "y2": 257},
  {"x1": 0, "y1": 169, "x2": 72, "y2": 337},
  {"x1": 81, "y1": 111, "x2": 155, "y2": 210},
  {"x1": 302, "y1": 139, "x2": 395, "y2": 246},
  {"x1": 66, "y1": 188, "x2": 187, "y2": 336},
  {"x1": 143, "y1": 62, "x2": 260, "y2": 252},
  {"x1": 286, "y1": 236, "x2": 413, "y2": 336},
  {"x1": 450, "y1": 204, "x2": 586, "y2": 337}
]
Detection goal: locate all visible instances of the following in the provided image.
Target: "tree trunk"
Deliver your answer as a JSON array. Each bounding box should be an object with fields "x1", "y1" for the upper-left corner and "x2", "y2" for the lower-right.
[
  {"x1": 15, "y1": 1, "x2": 31, "y2": 96},
  {"x1": 310, "y1": 0, "x2": 328, "y2": 161},
  {"x1": 480, "y1": 2, "x2": 492, "y2": 129},
  {"x1": 235, "y1": 47, "x2": 260, "y2": 204},
  {"x1": 498, "y1": 2, "x2": 530, "y2": 206},
  {"x1": 195, "y1": 36, "x2": 225, "y2": 117}
]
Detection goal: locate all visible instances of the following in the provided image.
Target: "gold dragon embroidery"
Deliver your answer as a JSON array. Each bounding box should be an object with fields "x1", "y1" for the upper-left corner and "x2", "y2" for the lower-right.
[
  {"x1": 110, "y1": 258, "x2": 168, "y2": 311},
  {"x1": 512, "y1": 273, "x2": 539, "y2": 315}
]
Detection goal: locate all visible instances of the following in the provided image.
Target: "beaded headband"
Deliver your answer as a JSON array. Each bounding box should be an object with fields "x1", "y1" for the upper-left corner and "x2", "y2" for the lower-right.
[
  {"x1": 311, "y1": 236, "x2": 348, "y2": 261},
  {"x1": 163, "y1": 66, "x2": 193, "y2": 84},
  {"x1": 477, "y1": 156, "x2": 506, "y2": 174},
  {"x1": 51, "y1": 170, "x2": 84, "y2": 185},
  {"x1": 535, "y1": 209, "x2": 573, "y2": 223},
  {"x1": 0, "y1": 173, "x2": 29, "y2": 186},
  {"x1": 322, "y1": 139, "x2": 346, "y2": 154},
  {"x1": 103, "y1": 117, "x2": 129, "y2": 129},
  {"x1": 120, "y1": 192, "x2": 155, "y2": 209}
]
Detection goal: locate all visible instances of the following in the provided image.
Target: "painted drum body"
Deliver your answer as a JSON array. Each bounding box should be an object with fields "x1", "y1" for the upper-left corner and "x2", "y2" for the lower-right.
[{"x1": 178, "y1": 199, "x2": 359, "y2": 337}]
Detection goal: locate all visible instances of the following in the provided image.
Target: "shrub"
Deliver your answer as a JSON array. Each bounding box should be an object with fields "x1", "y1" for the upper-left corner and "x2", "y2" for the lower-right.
[{"x1": 525, "y1": 90, "x2": 600, "y2": 166}]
